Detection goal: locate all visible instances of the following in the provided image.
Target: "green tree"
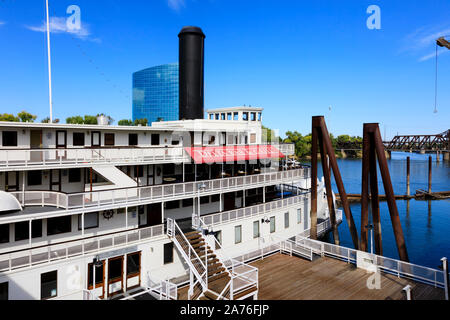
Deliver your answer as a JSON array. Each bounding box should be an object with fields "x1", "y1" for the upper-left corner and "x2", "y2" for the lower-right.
[
  {"x1": 0, "y1": 113, "x2": 20, "y2": 122},
  {"x1": 118, "y1": 119, "x2": 133, "y2": 126},
  {"x1": 17, "y1": 111, "x2": 37, "y2": 123},
  {"x1": 66, "y1": 116, "x2": 84, "y2": 124},
  {"x1": 134, "y1": 118, "x2": 148, "y2": 126},
  {"x1": 84, "y1": 115, "x2": 98, "y2": 124}
]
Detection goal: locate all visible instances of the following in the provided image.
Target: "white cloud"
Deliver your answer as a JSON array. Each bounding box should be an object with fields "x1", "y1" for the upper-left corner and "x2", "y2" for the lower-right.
[
  {"x1": 167, "y1": 0, "x2": 185, "y2": 11},
  {"x1": 0, "y1": 21, "x2": 6, "y2": 26},
  {"x1": 26, "y1": 17, "x2": 98, "y2": 42},
  {"x1": 418, "y1": 49, "x2": 449, "y2": 62},
  {"x1": 401, "y1": 24, "x2": 450, "y2": 62}
]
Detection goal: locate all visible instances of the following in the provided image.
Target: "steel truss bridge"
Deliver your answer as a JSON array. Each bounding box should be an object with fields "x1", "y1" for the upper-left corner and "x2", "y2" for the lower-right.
[{"x1": 335, "y1": 130, "x2": 450, "y2": 152}]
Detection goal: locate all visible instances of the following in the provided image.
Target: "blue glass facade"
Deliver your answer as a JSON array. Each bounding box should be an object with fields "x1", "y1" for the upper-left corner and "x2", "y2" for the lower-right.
[{"x1": 132, "y1": 63, "x2": 179, "y2": 123}]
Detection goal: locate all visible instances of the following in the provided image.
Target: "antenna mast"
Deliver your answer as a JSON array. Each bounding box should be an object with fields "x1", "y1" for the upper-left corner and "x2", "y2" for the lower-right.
[{"x1": 45, "y1": 0, "x2": 53, "y2": 122}]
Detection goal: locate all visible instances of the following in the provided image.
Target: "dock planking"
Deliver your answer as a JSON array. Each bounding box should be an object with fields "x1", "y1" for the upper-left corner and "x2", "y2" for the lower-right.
[{"x1": 250, "y1": 253, "x2": 444, "y2": 300}]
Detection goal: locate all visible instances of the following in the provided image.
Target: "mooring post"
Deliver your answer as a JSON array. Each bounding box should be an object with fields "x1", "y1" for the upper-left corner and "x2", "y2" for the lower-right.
[
  {"x1": 402, "y1": 285, "x2": 412, "y2": 300},
  {"x1": 406, "y1": 156, "x2": 410, "y2": 196},
  {"x1": 428, "y1": 156, "x2": 432, "y2": 194},
  {"x1": 442, "y1": 257, "x2": 449, "y2": 301}
]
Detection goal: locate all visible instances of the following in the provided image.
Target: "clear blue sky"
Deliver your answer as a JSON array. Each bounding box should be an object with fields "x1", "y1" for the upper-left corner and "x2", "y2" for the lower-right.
[{"x1": 0, "y1": 0, "x2": 449, "y2": 139}]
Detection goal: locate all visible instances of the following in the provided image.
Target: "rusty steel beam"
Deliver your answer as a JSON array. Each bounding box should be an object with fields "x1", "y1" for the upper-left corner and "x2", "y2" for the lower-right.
[
  {"x1": 368, "y1": 128, "x2": 382, "y2": 255},
  {"x1": 317, "y1": 128, "x2": 340, "y2": 245},
  {"x1": 372, "y1": 124, "x2": 409, "y2": 262},
  {"x1": 360, "y1": 126, "x2": 370, "y2": 252},
  {"x1": 313, "y1": 116, "x2": 359, "y2": 250},
  {"x1": 310, "y1": 124, "x2": 319, "y2": 240}
]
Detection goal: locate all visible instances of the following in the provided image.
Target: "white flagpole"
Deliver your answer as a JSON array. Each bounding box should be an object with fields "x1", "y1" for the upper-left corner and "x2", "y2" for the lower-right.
[{"x1": 45, "y1": 0, "x2": 53, "y2": 122}]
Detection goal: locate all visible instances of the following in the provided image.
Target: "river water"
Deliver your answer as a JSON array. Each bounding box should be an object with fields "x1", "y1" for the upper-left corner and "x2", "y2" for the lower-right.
[{"x1": 315, "y1": 152, "x2": 450, "y2": 269}]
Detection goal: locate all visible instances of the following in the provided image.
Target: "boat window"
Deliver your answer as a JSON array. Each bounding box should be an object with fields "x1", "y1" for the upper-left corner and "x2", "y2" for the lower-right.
[
  {"x1": 14, "y1": 220, "x2": 42, "y2": 241},
  {"x1": 41, "y1": 270, "x2": 57, "y2": 300},
  {"x1": 233, "y1": 112, "x2": 239, "y2": 120},
  {"x1": 215, "y1": 113, "x2": 219, "y2": 120},
  {"x1": 165, "y1": 200, "x2": 180, "y2": 210},
  {"x1": 127, "y1": 252, "x2": 141, "y2": 277},
  {"x1": 73, "y1": 132, "x2": 85, "y2": 146},
  {"x1": 182, "y1": 198, "x2": 193, "y2": 207},
  {"x1": 251, "y1": 112, "x2": 256, "y2": 121},
  {"x1": 27, "y1": 170, "x2": 42, "y2": 186},
  {"x1": 297, "y1": 208, "x2": 302, "y2": 224},
  {"x1": 104, "y1": 133, "x2": 115, "y2": 146},
  {"x1": 211, "y1": 194, "x2": 220, "y2": 202},
  {"x1": 164, "y1": 242, "x2": 174, "y2": 264},
  {"x1": 214, "y1": 231, "x2": 222, "y2": 246},
  {"x1": 250, "y1": 134, "x2": 256, "y2": 144},
  {"x1": 242, "y1": 112, "x2": 249, "y2": 121},
  {"x1": 235, "y1": 225, "x2": 242, "y2": 244},
  {"x1": 78, "y1": 212, "x2": 99, "y2": 230},
  {"x1": 129, "y1": 133, "x2": 138, "y2": 146},
  {"x1": 47, "y1": 216, "x2": 72, "y2": 236},
  {"x1": 0, "y1": 282, "x2": 8, "y2": 300},
  {"x1": 227, "y1": 113, "x2": 232, "y2": 120},
  {"x1": 221, "y1": 113, "x2": 226, "y2": 120},
  {"x1": 200, "y1": 196, "x2": 210, "y2": 204},
  {"x1": 270, "y1": 216, "x2": 276, "y2": 233},
  {"x1": 258, "y1": 112, "x2": 262, "y2": 121},
  {"x1": 253, "y1": 221, "x2": 260, "y2": 239},
  {"x1": 68, "y1": 168, "x2": 81, "y2": 183},
  {"x1": 0, "y1": 224, "x2": 9, "y2": 244},
  {"x1": 151, "y1": 134, "x2": 160, "y2": 145},
  {"x1": 285, "y1": 212, "x2": 290, "y2": 229},
  {"x1": 209, "y1": 114, "x2": 214, "y2": 120},
  {"x1": 2, "y1": 131, "x2": 17, "y2": 147}
]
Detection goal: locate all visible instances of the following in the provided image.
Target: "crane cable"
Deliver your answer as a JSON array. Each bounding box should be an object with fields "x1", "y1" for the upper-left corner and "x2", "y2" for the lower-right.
[{"x1": 434, "y1": 43, "x2": 438, "y2": 114}]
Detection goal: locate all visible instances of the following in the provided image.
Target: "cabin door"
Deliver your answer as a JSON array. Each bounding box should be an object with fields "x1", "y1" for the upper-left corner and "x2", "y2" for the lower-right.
[
  {"x1": 91, "y1": 131, "x2": 101, "y2": 147},
  {"x1": 49, "y1": 169, "x2": 62, "y2": 192},
  {"x1": 56, "y1": 130, "x2": 67, "y2": 160},
  {"x1": 30, "y1": 130, "x2": 43, "y2": 162},
  {"x1": 107, "y1": 256, "x2": 124, "y2": 298},
  {"x1": 88, "y1": 260, "x2": 105, "y2": 299}
]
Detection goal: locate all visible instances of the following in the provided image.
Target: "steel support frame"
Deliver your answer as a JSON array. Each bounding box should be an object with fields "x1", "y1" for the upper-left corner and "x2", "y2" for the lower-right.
[
  {"x1": 311, "y1": 116, "x2": 359, "y2": 249},
  {"x1": 361, "y1": 123, "x2": 409, "y2": 262}
]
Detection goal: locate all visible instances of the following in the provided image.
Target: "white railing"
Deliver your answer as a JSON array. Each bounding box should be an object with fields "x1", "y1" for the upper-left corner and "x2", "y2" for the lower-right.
[
  {"x1": 10, "y1": 168, "x2": 309, "y2": 211},
  {"x1": 202, "y1": 193, "x2": 309, "y2": 228},
  {"x1": 0, "y1": 146, "x2": 189, "y2": 169},
  {"x1": 166, "y1": 218, "x2": 208, "y2": 298},
  {"x1": 297, "y1": 210, "x2": 343, "y2": 238},
  {"x1": 122, "y1": 274, "x2": 178, "y2": 300},
  {"x1": 0, "y1": 224, "x2": 164, "y2": 272},
  {"x1": 279, "y1": 143, "x2": 295, "y2": 156},
  {"x1": 199, "y1": 219, "x2": 258, "y2": 300},
  {"x1": 293, "y1": 235, "x2": 448, "y2": 289}
]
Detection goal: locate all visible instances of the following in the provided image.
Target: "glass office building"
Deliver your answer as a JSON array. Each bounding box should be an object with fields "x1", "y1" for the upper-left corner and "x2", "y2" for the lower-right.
[{"x1": 132, "y1": 63, "x2": 179, "y2": 123}]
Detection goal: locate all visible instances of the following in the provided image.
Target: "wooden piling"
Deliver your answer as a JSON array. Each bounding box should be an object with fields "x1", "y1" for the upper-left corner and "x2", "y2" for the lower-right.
[
  {"x1": 406, "y1": 156, "x2": 410, "y2": 196},
  {"x1": 428, "y1": 156, "x2": 432, "y2": 194}
]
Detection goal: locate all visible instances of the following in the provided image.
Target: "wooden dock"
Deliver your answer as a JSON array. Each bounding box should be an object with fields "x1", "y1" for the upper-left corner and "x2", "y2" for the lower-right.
[
  {"x1": 250, "y1": 253, "x2": 444, "y2": 300},
  {"x1": 337, "y1": 190, "x2": 450, "y2": 204}
]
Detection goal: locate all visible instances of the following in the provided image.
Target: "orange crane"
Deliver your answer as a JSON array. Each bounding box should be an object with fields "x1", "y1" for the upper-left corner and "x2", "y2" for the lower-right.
[{"x1": 437, "y1": 36, "x2": 450, "y2": 49}]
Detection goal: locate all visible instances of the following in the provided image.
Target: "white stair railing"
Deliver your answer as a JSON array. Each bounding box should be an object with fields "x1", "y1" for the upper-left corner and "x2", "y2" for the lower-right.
[
  {"x1": 166, "y1": 218, "x2": 208, "y2": 298},
  {"x1": 199, "y1": 219, "x2": 258, "y2": 300}
]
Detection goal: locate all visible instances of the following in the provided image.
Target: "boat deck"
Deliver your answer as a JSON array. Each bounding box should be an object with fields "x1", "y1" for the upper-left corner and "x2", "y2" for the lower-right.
[{"x1": 250, "y1": 253, "x2": 444, "y2": 300}]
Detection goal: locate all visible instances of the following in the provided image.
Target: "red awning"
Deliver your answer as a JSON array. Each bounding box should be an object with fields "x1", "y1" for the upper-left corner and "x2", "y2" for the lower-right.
[{"x1": 185, "y1": 145, "x2": 285, "y2": 164}]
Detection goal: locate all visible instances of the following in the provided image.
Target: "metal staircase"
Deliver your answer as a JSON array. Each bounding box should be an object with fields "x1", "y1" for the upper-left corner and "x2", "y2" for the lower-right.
[{"x1": 167, "y1": 218, "x2": 259, "y2": 300}]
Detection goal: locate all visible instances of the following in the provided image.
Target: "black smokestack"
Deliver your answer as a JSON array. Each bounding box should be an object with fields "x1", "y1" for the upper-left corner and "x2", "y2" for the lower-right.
[{"x1": 178, "y1": 26, "x2": 205, "y2": 120}]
